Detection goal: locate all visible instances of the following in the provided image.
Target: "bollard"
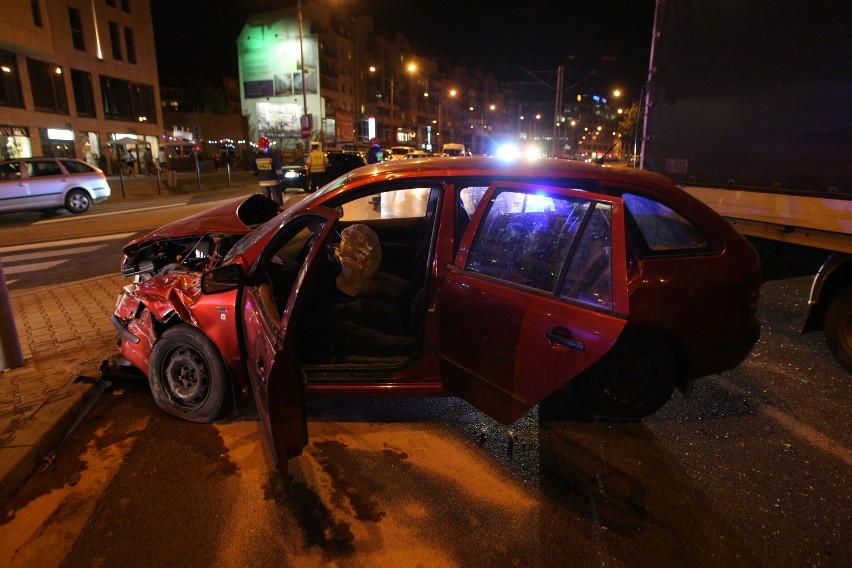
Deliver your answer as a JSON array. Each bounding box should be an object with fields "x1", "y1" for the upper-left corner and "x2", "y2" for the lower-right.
[
  {"x1": 167, "y1": 169, "x2": 177, "y2": 188},
  {"x1": 0, "y1": 260, "x2": 24, "y2": 371}
]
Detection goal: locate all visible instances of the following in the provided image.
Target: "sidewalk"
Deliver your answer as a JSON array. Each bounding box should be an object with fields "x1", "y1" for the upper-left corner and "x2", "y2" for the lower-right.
[{"x1": 0, "y1": 171, "x2": 260, "y2": 507}]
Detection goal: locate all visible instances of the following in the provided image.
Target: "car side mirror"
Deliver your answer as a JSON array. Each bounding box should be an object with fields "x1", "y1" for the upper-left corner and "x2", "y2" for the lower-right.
[{"x1": 201, "y1": 264, "x2": 244, "y2": 294}]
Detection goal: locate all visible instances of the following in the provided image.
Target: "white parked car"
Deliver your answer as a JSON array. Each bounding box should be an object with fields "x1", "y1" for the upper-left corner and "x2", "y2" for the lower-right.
[{"x1": 0, "y1": 157, "x2": 111, "y2": 214}]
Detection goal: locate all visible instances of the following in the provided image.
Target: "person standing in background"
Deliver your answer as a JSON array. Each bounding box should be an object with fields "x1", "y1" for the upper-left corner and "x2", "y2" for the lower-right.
[
  {"x1": 367, "y1": 138, "x2": 385, "y2": 164},
  {"x1": 250, "y1": 137, "x2": 284, "y2": 205},
  {"x1": 307, "y1": 141, "x2": 329, "y2": 192}
]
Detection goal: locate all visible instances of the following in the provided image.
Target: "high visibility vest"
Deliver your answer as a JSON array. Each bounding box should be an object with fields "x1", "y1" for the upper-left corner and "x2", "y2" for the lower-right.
[{"x1": 309, "y1": 149, "x2": 327, "y2": 172}]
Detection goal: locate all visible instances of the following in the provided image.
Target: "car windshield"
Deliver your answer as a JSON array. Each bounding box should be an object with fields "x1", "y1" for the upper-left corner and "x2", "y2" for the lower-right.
[{"x1": 222, "y1": 214, "x2": 287, "y2": 265}]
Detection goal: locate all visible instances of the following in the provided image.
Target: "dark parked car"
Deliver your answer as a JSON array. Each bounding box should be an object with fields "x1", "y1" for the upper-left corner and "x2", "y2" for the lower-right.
[
  {"x1": 108, "y1": 157, "x2": 761, "y2": 467},
  {"x1": 324, "y1": 150, "x2": 367, "y2": 182},
  {"x1": 0, "y1": 156, "x2": 111, "y2": 214}
]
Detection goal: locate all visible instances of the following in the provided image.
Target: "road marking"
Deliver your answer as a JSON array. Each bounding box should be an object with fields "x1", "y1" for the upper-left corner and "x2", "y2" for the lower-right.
[
  {"x1": 0, "y1": 244, "x2": 107, "y2": 263},
  {"x1": 0, "y1": 232, "x2": 137, "y2": 254},
  {"x1": 2, "y1": 259, "x2": 65, "y2": 275},
  {"x1": 29, "y1": 203, "x2": 185, "y2": 224},
  {"x1": 713, "y1": 376, "x2": 852, "y2": 466}
]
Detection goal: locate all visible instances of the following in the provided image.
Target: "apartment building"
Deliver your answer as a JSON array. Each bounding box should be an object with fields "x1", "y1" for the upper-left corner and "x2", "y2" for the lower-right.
[{"x1": 0, "y1": 0, "x2": 162, "y2": 171}]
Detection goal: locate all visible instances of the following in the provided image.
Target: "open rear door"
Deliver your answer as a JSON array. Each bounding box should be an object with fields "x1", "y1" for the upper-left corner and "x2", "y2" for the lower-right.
[
  {"x1": 240, "y1": 209, "x2": 340, "y2": 467},
  {"x1": 438, "y1": 182, "x2": 629, "y2": 424}
]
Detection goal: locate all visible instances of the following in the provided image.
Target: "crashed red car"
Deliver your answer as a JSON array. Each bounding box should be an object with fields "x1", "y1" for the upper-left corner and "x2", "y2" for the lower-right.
[{"x1": 108, "y1": 157, "x2": 761, "y2": 466}]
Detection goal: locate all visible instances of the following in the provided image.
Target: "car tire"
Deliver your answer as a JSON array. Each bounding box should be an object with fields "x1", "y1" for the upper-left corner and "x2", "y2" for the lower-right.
[
  {"x1": 64, "y1": 189, "x2": 92, "y2": 214},
  {"x1": 573, "y1": 333, "x2": 677, "y2": 421},
  {"x1": 148, "y1": 324, "x2": 230, "y2": 423},
  {"x1": 824, "y1": 285, "x2": 852, "y2": 373}
]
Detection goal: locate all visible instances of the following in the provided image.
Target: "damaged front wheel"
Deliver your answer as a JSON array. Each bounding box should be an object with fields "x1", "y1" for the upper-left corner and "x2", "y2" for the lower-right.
[{"x1": 149, "y1": 324, "x2": 229, "y2": 423}]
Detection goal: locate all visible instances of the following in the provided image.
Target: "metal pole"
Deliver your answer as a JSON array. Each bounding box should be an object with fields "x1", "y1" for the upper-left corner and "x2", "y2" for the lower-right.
[
  {"x1": 297, "y1": 0, "x2": 308, "y2": 117},
  {"x1": 0, "y1": 260, "x2": 24, "y2": 371},
  {"x1": 194, "y1": 147, "x2": 201, "y2": 190}
]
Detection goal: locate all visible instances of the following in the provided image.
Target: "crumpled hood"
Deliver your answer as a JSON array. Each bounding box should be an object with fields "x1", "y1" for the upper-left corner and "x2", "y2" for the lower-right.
[{"x1": 122, "y1": 193, "x2": 281, "y2": 255}]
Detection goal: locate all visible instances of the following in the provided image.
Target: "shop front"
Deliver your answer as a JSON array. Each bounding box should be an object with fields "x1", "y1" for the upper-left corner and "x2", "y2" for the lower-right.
[{"x1": 0, "y1": 125, "x2": 33, "y2": 160}]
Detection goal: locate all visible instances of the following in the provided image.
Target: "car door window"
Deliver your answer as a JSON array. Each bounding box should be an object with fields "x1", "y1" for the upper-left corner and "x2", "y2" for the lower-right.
[
  {"x1": 338, "y1": 186, "x2": 435, "y2": 221},
  {"x1": 28, "y1": 160, "x2": 62, "y2": 177},
  {"x1": 0, "y1": 162, "x2": 21, "y2": 179},
  {"x1": 558, "y1": 204, "x2": 614, "y2": 309},
  {"x1": 465, "y1": 189, "x2": 591, "y2": 293}
]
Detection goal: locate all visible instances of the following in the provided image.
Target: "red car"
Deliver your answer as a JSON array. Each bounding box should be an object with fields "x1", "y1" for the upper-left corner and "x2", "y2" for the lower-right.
[{"x1": 109, "y1": 157, "x2": 761, "y2": 466}]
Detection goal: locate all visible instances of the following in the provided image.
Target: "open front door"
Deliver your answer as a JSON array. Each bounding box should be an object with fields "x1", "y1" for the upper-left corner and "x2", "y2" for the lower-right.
[
  {"x1": 438, "y1": 183, "x2": 629, "y2": 424},
  {"x1": 240, "y1": 208, "x2": 340, "y2": 467}
]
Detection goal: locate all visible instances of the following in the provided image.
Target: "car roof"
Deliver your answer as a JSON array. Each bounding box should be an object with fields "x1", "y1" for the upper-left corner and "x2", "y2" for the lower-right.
[{"x1": 341, "y1": 156, "x2": 674, "y2": 188}]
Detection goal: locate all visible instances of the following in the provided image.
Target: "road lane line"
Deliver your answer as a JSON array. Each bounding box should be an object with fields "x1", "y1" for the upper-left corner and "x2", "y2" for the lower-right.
[
  {"x1": 2, "y1": 259, "x2": 65, "y2": 275},
  {"x1": 0, "y1": 244, "x2": 107, "y2": 263},
  {"x1": 713, "y1": 376, "x2": 852, "y2": 466},
  {"x1": 0, "y1": 232, "x2": 137, "y2": 254}
]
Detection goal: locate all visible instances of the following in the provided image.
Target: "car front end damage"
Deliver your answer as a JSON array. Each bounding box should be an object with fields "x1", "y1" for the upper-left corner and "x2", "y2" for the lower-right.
[{"x1": 108, "y1": 271, "x2": 249, "y2": 392}]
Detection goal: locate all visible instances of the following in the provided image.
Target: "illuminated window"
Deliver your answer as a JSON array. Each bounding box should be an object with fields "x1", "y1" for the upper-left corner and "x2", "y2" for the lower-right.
[
  {"x1": 0, "y1": 50, "x2": 23, "y2": 108},
  {"x1": 26, "y1": 58, "x2": 68, "y2": 114}
]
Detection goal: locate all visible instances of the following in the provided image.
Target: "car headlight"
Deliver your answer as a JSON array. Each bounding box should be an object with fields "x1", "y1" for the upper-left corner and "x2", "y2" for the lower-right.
[{"x1": 284, "y1": 171, "x2": 298, "y2": 179}]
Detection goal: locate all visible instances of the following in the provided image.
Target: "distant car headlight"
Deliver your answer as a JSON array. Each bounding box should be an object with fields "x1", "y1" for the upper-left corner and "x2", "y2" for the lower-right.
[{"x1": 284, "y1": 171, "x2": 299, "y2": 179}]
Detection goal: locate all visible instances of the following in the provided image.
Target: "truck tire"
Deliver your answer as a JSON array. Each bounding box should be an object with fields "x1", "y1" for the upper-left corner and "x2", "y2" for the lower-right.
[{"x1": 824, "y1": 285, "x2": 852, "y2": 373}]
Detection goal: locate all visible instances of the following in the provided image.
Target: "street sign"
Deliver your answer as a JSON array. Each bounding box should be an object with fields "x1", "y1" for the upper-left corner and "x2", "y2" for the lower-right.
[{"x1": 301, "y1": 127, "x2": 311, "y2": 138}]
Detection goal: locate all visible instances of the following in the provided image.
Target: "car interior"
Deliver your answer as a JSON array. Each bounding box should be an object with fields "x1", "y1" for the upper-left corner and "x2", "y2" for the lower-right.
[{"x1": 257, "y1": 185, "x2": 443, "y2": 368}]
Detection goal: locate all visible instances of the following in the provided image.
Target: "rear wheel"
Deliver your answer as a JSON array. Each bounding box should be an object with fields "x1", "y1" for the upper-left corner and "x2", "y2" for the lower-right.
[
  {"x1": 149, "y1": 324, "x2": 229, "y2": 423},
  {"x1": 573, "y1": 333, "x2": 677, "y2": 421},
  {"x1": 65, "y1": 189, "x2": 91, "y2": 214},
  {"x1": 824, "y1": 286, "x2": 852, "y2": 373}
]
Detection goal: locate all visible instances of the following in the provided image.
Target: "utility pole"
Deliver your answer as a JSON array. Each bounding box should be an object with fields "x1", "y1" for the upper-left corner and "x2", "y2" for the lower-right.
[{"x1": 552, "y1": 66, "x2": 564, "y2": 157}]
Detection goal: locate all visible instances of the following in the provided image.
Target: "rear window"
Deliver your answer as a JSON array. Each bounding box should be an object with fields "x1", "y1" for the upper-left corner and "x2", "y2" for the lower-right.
[
  {"x1": 622, "y1": 193, "x2": 709, "y2": 252},
  {"x1": 59, "y1": 159, "x2": 96, "y2": 174}
]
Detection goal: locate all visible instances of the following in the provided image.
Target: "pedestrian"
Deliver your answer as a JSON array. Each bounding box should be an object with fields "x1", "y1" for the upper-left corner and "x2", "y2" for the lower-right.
[
  {"x1": 250, "y1": 137, "x2": 284, "y2": 205},
  {"x1": 307, "y1": 141, "x2": 329, "y2": 192},
  {"x1": 367, "y1": 138, "x2": 385, "y2": 164},
  {"x1": 367, "y1": 138, "x2": 384, "y2": 205},
  {"x1": 123, "y1": 148, "x2": 135, "y2": 176},
  {"x1": 158, "y1": 148, "x2": 167, "y2": 171}
]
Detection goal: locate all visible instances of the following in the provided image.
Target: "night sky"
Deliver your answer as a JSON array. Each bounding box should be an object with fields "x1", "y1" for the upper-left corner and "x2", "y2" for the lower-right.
[{"x1": 151, "y1": 0, "x2": 655, "y2": 99}]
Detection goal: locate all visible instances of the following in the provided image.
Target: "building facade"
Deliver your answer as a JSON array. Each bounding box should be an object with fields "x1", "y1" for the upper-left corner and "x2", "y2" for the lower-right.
[
  {"x1": 237, "y1": 1, "x2": 517, "y2": 156},
  {"x1": 0, "y1": 0, "x2": 162, "y2": 172}
]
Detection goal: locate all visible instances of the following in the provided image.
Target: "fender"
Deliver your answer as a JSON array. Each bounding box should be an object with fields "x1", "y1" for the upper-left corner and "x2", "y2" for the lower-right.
[{"x1": 802, "y1": 253, "x2": 852, "y2": 333}]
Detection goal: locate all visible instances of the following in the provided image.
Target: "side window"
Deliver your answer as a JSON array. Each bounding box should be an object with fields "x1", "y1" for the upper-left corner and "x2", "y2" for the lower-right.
[
  {"x1": 0, "y1": 162, "x2": 21, "y2": 179},
  {"x1": 465, "y1": 190, "x2": 590, "y2": 293},
  {"x1": 622, "y1": 193, "x2": 708, "y2": 252},
  {"x1": 338, "y1": 186, "x2": 435, "y2": 221},
  {"x1": 559, "y1": 204, "x2": 614, "y2": 309},
  {"x1": 30, "y1": 160, "x2": 63, "y2": 177}
]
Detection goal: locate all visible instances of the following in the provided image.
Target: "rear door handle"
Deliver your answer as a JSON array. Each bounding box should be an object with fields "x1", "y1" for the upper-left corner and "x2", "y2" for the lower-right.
[{"x1": 545, "y1": 327, "x2": 585, "y2": 351}]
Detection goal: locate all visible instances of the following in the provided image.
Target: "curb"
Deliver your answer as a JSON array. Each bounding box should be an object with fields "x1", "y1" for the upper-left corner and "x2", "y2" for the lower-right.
[{"x1": 0, "y1": 379, "x2": 102, "y2": 508}]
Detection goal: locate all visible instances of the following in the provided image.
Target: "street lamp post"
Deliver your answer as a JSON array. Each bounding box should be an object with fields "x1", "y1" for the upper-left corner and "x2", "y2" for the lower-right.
[{"x1": 296, "y1": 0, "x2": 308, "y2": 118}]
